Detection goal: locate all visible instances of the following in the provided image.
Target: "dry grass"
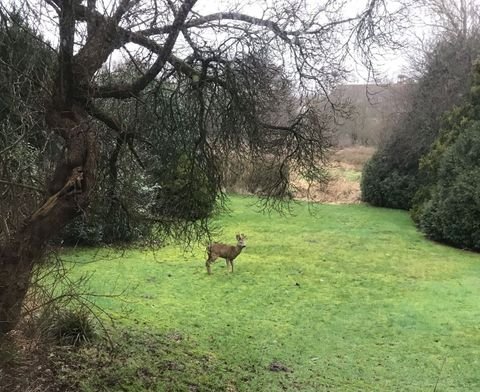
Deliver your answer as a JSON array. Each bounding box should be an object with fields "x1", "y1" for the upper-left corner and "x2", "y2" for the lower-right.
[
  {"x1": 291, "y1": 172, "x2": 360, "y2": 204},
  {"x1": 221, "y1": 146, "x2": 375, "y2": 204},
  {"x1": 331, "y1": 145, "x2": 376, "y2": 170},
  {"x1": 292, "y1": 146, "x2": 375, "y2": 204}
]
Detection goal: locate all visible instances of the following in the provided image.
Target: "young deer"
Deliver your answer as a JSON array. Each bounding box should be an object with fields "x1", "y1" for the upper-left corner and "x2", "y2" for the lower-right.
[{"x1": 205, "y1": 234, "x2": 247, "y2": 274}]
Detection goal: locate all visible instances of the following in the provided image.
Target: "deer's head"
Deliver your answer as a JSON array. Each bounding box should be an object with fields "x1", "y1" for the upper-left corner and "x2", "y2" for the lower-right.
[{"x1": 236, "y1": 233, "x2": 247, "y2": 248}]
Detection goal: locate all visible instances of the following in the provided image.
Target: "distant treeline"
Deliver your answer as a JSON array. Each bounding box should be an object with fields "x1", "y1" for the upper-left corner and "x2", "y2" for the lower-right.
[{"x1": 332, "y1": 82, "x2": 413, "y2": 147}]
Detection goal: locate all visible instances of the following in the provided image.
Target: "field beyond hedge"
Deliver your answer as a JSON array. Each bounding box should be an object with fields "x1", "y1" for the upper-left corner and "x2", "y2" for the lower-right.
[{"x1": 62, "y1": 196, "x2": 480, "y2": 391}]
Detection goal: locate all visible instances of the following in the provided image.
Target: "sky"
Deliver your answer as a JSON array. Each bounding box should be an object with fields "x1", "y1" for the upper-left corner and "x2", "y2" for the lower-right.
[
  {"x1": 11, "y1": 0, "x2": 434, "y2": 84},
  {"x1": 193, "y1": 0, "x2": 428, "y2": 83}
]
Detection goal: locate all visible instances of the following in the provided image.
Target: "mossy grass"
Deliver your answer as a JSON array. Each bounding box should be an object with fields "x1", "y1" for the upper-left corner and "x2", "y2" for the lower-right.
[{"x1": 62, "y1": 195, "x2": 480, "y2": 391}]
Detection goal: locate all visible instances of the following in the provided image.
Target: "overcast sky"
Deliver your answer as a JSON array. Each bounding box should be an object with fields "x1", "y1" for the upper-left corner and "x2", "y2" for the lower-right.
[
  {"x1": 11, "y1": 0, "x2": 434, "y2": 83},
  {"x1": 194, "y1": 0, "x2": 430, "y2": 82}
]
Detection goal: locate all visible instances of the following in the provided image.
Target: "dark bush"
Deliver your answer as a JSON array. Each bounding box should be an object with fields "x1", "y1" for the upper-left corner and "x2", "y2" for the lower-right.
[
  {"x1": 61, "y1": 199, "x2": 148, "y2": 246},
  {"x1": 246, "y1": 159, "x2": 290, "y2": 197},
  {"x1": 361, "y1": 152, "x2": 418, "y2": 209},
  {"x1": 61, "y1": 216, "x2": 104, "y2": 246},
  {"x1": 416, "y1": 122, "x2": 480, "y2": 250},
  {"x1": 361, "y1": 34, "x2": 480, "y2": 210},
  {"x1": 221, "y1": 155, "x2": 291, "y2": 198}
]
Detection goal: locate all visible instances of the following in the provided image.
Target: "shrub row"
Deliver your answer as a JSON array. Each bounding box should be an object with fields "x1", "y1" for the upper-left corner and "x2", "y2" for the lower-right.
[{"x1": 362, "y1": 59, "x2": 480, "y2": 251}]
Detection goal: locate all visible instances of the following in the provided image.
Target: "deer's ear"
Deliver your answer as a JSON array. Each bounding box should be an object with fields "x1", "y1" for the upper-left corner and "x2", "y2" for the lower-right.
[{"x1": 236, "y1": 234, "x2": 240, "y2": 240}]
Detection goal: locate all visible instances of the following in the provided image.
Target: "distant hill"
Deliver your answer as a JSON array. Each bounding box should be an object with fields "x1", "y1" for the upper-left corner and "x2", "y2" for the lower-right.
[{"x1": 331, "y1": 82, "x2": 413, "y2": 146}]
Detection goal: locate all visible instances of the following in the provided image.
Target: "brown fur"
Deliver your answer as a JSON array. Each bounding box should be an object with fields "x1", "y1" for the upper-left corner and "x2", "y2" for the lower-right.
[{"x1": 205, "y1": 234, "x2": 246, "y2": 274}]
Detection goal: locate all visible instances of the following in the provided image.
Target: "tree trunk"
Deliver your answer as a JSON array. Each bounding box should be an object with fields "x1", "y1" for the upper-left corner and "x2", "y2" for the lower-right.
[
  {"x1": 0, "y1": 0, "x2": 192, "y2": 335},
  {"x1": 0, "y1": 106, "x2": 97, "y2": 335}
]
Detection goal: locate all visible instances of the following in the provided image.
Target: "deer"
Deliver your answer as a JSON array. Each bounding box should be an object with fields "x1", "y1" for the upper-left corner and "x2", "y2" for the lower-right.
[{"x1": 205, "y1": 233, "x2": 247, "y2": 274}]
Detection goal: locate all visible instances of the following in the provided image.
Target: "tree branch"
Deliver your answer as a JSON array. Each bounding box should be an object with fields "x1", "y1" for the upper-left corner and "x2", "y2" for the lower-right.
[
  {"x1": 86, "y1": 0, "x2": 97, "y2": 37},
  {"x1": 0, "y1": 179, "x2": 44, "y2": 193},
  {"x1": 57, "y1": 0, "x2": 75, "y2": 109},
  {"x1": 113, "y1": 0, "x2": 137, "y2": 23},
  {"x1": 93, "y1": 0, "x2": 197, "y2": 99},
  {"x1": 137, "y1": 11, "x2": 361, "y2": 39},
  {"x1": 85, "y1": 102, "x2": 154, "y2": 150}
]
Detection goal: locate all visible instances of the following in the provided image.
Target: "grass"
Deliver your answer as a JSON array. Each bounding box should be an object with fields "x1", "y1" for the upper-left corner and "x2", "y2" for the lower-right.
[
  {"x1": 61, "y1": 195, "x2": 480, "y2": 391},
  {"x1": 330, "y1": 166, "x2": 362, "y2": 182}
]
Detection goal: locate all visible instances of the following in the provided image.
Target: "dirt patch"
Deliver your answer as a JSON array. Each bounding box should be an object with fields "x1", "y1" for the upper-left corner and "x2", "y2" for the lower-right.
[
  {"x1": 268, "y1": 361, "x2": 292, "y2": 372},
  {"x1": 0, "y1": 330, "x2": 64, "y2": 392}
]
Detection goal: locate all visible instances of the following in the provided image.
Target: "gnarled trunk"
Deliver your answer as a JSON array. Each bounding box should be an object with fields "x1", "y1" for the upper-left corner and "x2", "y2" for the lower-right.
[
  {"x1": 0, "y1": 0, "x2": 195, "y2": 335},
  {"x1": 0, "y1": 106, "x2": 97, "y2": 334}
]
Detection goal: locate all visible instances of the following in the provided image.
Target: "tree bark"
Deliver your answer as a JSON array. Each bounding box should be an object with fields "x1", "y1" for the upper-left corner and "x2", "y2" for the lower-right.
[
  {"x1": 0, "y1": 0, "x2": 194, "y2": 335},
  {"x1": 0, "y1": 106, "x2": 97, "y2": 334}
]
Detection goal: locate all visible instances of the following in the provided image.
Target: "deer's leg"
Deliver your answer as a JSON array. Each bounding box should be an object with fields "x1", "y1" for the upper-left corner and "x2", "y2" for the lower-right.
[
  {"x1": 206, "y1": 257, "x2": 213, "y2": 274},
  {"x1": 205, "y1": 260, "x2": 211, "y2": 274},
  {"x1": 206, "y1": 254, "x2": 218, "y2": 274}
]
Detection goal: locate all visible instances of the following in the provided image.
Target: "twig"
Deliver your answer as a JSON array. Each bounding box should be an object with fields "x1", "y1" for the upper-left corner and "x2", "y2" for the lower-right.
[
  {"x1": 433, "y1": 357, "x2": 447, "y2": 392},
  {"x1": 0, "y1": 179, "x2": 44, "y2": 193}
]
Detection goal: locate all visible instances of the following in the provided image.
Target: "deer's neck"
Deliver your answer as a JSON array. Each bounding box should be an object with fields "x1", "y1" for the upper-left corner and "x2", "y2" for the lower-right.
[{"x1": 233, "y1": 245, "x2": 244, "y2": 258}]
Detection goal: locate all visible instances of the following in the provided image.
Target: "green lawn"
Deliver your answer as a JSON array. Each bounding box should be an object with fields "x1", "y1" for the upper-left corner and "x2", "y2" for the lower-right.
[{"x1": 62, "y1": 195, "x2": 480, "y2": 391}]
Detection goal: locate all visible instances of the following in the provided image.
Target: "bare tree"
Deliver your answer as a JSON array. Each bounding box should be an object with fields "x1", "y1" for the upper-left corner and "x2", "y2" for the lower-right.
[
  {"x1": 419, "y1": 0, "x2": 480, "y2": 37},
  {"x1": 0, "y1": 0, "x2": 410, "y2": 334}
]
